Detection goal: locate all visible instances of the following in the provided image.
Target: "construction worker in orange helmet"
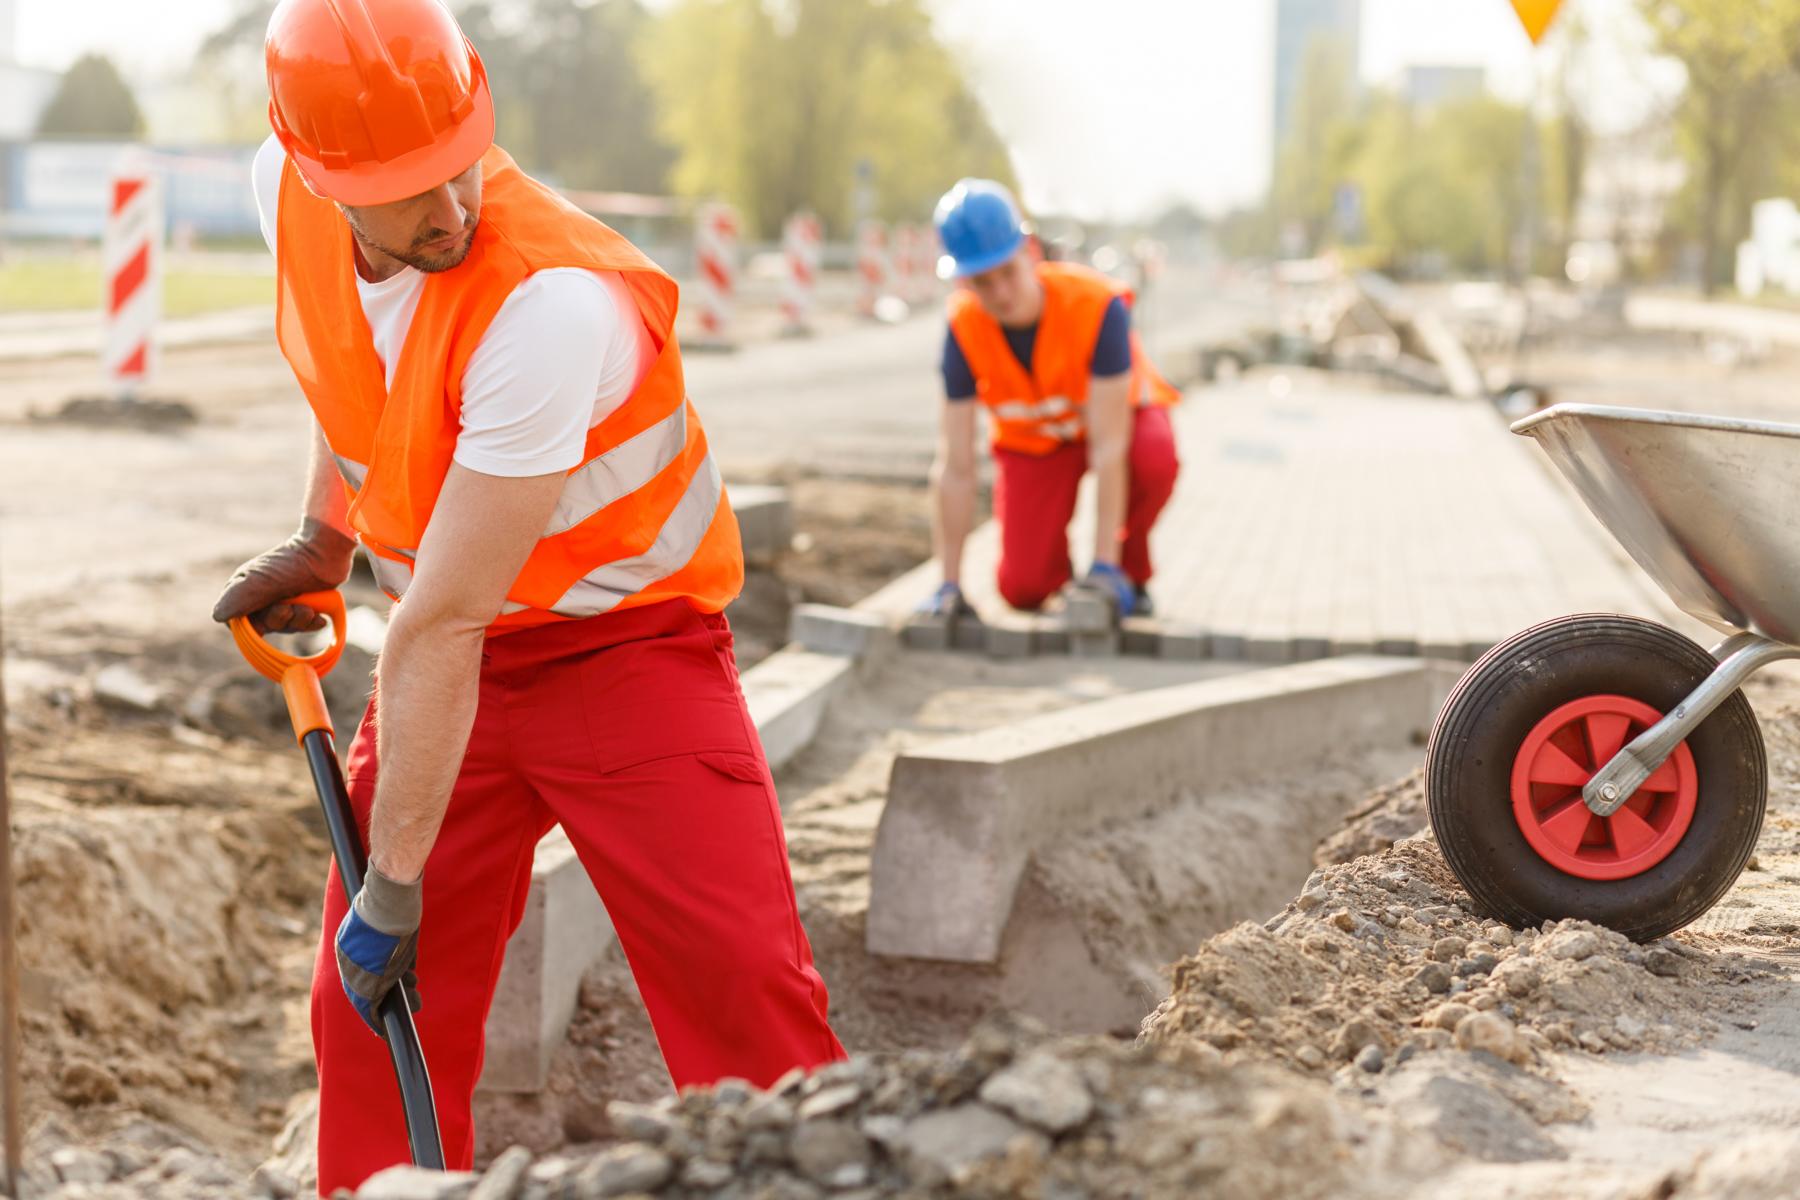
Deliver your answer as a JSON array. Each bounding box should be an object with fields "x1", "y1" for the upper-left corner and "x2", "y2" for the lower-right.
[
  {"x1": 214, "y1": 0, "x2": 844, "y2": 1189},
  {"x1": 923, "y1": 179, "x2": 1182, "y2": 622}
]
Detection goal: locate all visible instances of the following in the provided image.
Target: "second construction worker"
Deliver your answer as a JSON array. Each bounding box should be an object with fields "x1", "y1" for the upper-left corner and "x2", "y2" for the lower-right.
[
  {"x1": 212, "y1": 0, "x2": 843, "y2": 1190},
  {"x1": 921, "y1": 179, "x2": 1181, "y2": 620}
]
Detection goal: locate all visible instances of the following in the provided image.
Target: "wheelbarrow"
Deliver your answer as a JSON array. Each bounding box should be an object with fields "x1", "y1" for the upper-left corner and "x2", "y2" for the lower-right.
[{"x1": 1428, "y1": 403, "x2": 1799, "y2": 941}]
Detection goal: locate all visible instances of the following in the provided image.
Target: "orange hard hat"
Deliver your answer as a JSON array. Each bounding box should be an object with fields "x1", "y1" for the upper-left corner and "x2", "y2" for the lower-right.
[{"x1": 265, "y1": 0, "x2": 495, "y2": 206}]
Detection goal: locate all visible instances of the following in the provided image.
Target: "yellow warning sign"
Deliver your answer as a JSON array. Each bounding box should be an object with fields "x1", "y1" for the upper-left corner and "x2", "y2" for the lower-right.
[{"x1": 1510, "y1": 0, "x2": 1564, "y2": 44}]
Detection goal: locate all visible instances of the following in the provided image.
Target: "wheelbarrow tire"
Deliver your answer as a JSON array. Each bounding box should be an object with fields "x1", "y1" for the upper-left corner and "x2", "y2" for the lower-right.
[{"x1": 1428, "y1": 613, "x2": 1764, "y2": 942}]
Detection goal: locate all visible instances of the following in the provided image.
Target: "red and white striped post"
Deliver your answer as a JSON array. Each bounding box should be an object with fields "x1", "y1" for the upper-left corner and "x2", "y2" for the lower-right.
[
  {"x1": 904, "y1": 222, "x2": 939, "y2": 305},
  {"x1": 856, "y1": 219, "x2": 892, "y2": 318},
  {"x1": 103, "y1": 163, "x2": 163, "y2": 396},
  {"x1": 693, "y1": 201, "x2": 738, "y2": 347},
  {"x1": 780, "y1": 211, "x2": 822, "y2": 336}
]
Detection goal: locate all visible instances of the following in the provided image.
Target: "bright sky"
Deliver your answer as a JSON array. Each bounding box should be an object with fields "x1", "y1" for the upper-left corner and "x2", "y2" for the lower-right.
[{"x1": 12, "y1": 0, "x2": 1670, "y2": 220}]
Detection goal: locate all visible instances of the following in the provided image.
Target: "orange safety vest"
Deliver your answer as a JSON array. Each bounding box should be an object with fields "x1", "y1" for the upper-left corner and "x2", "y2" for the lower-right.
[
  {"x1": 274, "y1": 146, "x2": 742, "y2": 633},
  {"x1": 947, "y1": 261, "x2": 1179, "y2": 456}
]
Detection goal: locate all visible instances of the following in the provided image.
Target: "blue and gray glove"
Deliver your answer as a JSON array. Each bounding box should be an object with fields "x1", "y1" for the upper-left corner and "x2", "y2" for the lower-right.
[
  {"x1": 916, "y1": 580, "x2": 976, "y2": 619},
  {"x1": 335, "y1": 865, "x2": 423, "y2": 1038},
  {"x1": 1080, "y1": 562, "x2": 1138, "y2": 618}
]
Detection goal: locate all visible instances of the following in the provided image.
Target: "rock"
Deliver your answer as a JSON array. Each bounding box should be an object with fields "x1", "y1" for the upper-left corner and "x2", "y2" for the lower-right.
[
  {"x1": 1296, "y1": 888, "x2": 1327, "y2": 911},
  {"x1": 1429, "y1": 936, "x2": 1468, "y2": 962},
  {"x1": 1379, "y1": 1057, "x2": 1562, "y2": 1162},
  {"x1": 468, "y1": 1147, "x2": 533, "y2": 1200},
  {"x1": 1454, "y1": 1012, "x2": 1523, "y2": 1064},
  {"x1": 1484, "y1": 925, "x2": 1514, "y2": 947},
  {"x1": 1330, "y1": 1018, "x2": 1384, "y2": 1062},
  {"x1": 790, "y1": 1120, "x2": 873, "y2": 1188},
  {"x1": 93, "y1": 663, "x2": 164, "y2": 712},
  {"x1": 1457, "y1": 953, "x2": 1499, "y2": 977},
  {"x1": 679, "y1": 1158, "x2": 735, "y2": 1189},
  {"x1": 1578, "y1": 1032, "x2": 1608, "y2": 1054},
  {"x1": 1410, "y1": 963, "x2": 1453, "y2": 994},
  {"x1": 1354, "y1": 1044, "x2": 1385, "y2": 1074},
  {"x1": 569, "y1": 1145, "x2": 673, "y2": 1197},
  {"x1": 1295, "y1": 1044, "x2": 1326, "y2": 1070},
  {"x1": 796, "y1": 1084, "x2": 861, "y2": 1121},
  {"x1": 742, "y1": 1093, "x2": 798, "y2": 1131},
  {"x1": 1645, "y1": 947, "x2": 1685, "y2": 977},
  {"x1": 713, "y1": 1078, "x2": 754, "y2": 1108},
  {"x1": 605, "y1": 1101, "x2": 680, "y2": 1144},
  {"x1": 1490, "y1": 959, "x2": 1540, "y2": 998},
  {"x1": 859, "y1": 1114, "x2": 907, "y2": 1151},
  {"x1": 55, "y1": 1060, "x2": 122, "y2": 1106},
  {"x1": 49, "y1": 1147, "x2": 114, "y2": 1186},
  {"x1": 1614, "y1": 1014, "x2": 1649, "y2": 1042},
  {"x1": 356, "y1": 1166, "x2": 477, "y2": 1199},
  {"x1": 898, "y1": 1104, "x2": 1043, "y2": 1187},
  {"x1": 253, "y1": 1165, "x2": 301, "y2": 1199},
  {"x1": 1330, "y1": 911, "x2": 1358, "y2": 932},
  {"x1": 977, "y1": 1052, "x2": 1094, "y2": 1133},
  {"x1": 1542, "y1": 928, "x2": 1601, "y2": 962},
  {"x1": 1425, "y1": 1002, "x2": 1474, "y2": 1032}
]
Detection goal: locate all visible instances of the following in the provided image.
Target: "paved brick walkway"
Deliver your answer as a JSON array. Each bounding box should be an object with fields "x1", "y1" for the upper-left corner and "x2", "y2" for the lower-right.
[{"x1": 867, "y1": 370, "x2": 1679, "y2": 662}]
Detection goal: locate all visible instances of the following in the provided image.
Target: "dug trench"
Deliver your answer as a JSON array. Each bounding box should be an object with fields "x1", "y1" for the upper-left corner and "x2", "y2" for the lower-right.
[{"x1": 10, "y1": 556, "x2": 1800, "y2": 1197}]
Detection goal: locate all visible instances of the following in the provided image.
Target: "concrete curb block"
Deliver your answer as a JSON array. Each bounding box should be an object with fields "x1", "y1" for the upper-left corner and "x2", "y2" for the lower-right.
[
  {"x1": 744, "y1": 646, "x2": 858, "y2": 774},
  {"x1": 477, "y1": 830, "x2": 617, "y2": 1093},
  {"x1": 866, "y1": 656, "x2": 1462, "y2": 964},
  {"x1": 729, "y1": 483, "x2": 793, "y2": 568}
]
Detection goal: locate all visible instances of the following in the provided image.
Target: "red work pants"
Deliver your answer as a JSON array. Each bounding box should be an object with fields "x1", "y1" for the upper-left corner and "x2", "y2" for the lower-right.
[
  {"x1": 992, "y1": 403, "x2": 1180, "y2": 611},
  {"x1": 309, "y1": 600, "x2": 845, "y2": 1193}
]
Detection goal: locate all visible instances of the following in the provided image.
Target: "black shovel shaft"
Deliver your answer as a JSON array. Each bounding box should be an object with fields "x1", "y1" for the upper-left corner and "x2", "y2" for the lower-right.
[{"x1": 301, "y1": 729, "x2": 445, "y2": 1171}]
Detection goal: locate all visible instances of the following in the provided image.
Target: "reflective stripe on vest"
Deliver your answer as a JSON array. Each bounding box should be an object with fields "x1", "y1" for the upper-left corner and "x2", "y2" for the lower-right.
[{"x1": 502, "y1": 452, "x2": 723, "y2": 617}]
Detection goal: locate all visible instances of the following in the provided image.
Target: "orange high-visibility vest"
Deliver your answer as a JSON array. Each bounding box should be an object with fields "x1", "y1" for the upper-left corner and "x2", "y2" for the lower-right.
[
  {"x1": 274, "y1": 146, "x2": 742, "y2": 633},
  {"x1": 948, "y1": 261, "x2": 1178, "y2": 457}
]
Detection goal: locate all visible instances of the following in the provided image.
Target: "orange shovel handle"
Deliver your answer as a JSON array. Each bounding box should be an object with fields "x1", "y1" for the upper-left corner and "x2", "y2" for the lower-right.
[{"x1": 227, "y1": 590, "x2": 348, "y2": 743}]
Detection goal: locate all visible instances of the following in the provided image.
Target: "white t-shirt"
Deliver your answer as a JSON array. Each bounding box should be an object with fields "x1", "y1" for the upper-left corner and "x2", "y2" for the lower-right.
[{"x1": 252, "y1": 136, "x2": 654, "y2": 476}]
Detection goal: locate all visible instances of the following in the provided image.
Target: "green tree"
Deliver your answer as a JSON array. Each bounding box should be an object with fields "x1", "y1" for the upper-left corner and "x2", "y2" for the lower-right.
[
  {"x1": 640, "y1": 0, "x2": 1014, "y2": 236},
  {"x1": 1640, "y1": 0, "x2": 1800, "y2": 291},
  {"x1": 460, "y1": 0, "x2": 675, "y2": 193},
  {"x1": 36, "y1": 54, "x2": 145, "y2": 138}
]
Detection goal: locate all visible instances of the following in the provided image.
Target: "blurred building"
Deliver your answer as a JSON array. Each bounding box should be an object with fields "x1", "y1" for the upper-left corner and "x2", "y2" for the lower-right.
[
  {"x1": 1404, "y1": 65, "x2": 1484, "y2": 110},
  {"x1": 1271, "y1": 0, "x2": 1361, "y2": 169}
]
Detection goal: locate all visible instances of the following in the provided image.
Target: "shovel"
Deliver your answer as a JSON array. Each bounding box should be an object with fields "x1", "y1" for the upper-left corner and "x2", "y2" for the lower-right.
[{"x1": 229, "y1": 590, "x2": 444, "y2": 1170}]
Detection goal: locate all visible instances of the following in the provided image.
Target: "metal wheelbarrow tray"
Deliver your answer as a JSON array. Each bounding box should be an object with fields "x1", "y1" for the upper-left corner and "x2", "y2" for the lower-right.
[{"x1": 1427, "y1": 403, "x2": 1797, "y2": 940}]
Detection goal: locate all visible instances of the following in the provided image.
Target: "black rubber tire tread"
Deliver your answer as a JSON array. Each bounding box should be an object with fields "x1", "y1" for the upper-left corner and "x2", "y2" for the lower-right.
[{"x1": 1427, "y1": 613, "x2": 1766, "y2": 942}]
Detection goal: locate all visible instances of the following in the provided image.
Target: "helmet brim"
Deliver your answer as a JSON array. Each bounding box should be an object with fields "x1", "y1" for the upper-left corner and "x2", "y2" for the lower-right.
[
  {"x1": 936, "y1": 235, "x2": 1023, "y2": 281},
  {"x1": 283, "y1": 76, "x2": 496, "y2": 207}
]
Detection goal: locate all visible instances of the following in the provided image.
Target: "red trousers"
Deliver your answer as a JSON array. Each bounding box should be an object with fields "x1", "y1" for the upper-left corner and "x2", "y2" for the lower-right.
[
  {"x1": 992, "y1": 404, "x2": 1180, "y2": 611},
  {"x1": 310, "y1": 600, "x2": 844, "y2": 1193}
]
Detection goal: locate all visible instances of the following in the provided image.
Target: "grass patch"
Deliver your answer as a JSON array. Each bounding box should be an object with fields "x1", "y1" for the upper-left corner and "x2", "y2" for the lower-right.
[{"x1": 0, "y1": 259, "x2": 274, "y2": 317}]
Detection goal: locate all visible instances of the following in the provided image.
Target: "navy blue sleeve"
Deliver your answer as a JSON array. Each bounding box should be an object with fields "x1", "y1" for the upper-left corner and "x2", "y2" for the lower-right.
[
  {"x1": 1090, "y1": 296, "x2": 1132, "y2": 378},
  {"x1": 942, "y1": 326, "x2": 977, "y2": 401}
]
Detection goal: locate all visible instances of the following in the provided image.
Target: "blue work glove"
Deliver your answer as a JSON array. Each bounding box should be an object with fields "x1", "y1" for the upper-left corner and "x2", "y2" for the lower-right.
[
  {"x1": 916, "y1": 580, "x2": 976, "y2": 619},
  {"x1": 335, "y1": 865, "x2": 423, "y2": 1038},
  {"x1": 1080, "y1": 562, "x2": 1137, "y2": 618}
]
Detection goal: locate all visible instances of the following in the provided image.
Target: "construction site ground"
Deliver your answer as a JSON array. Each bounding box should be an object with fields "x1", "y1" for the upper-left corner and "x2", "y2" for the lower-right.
[{"x1": 6, "y1": 282, "x2": 1800, "y2": 1198}]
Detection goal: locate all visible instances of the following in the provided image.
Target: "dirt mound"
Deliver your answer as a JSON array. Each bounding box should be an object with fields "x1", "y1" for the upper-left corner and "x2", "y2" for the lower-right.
[
  {"x1": 1141, "y1": 837, "x2": 1729, "y2": 1078},
  {"x1": 1314, "y1": 768, "x2": 1427, "y2": 866}
]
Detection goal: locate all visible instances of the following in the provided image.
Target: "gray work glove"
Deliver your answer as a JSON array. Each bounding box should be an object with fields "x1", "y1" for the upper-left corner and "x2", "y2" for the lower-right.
[
  {"x1": 335, "y1": 865, "x2": 424, "y2": 1039},
  {"x1": 212, "y1": 517, "x2": 358, "y2": 633}
]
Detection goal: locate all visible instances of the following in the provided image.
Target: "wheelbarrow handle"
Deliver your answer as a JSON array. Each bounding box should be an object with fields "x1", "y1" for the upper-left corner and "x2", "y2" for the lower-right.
[{"x1": 227, "y1": 590, "x2": 347, "y2": 743}]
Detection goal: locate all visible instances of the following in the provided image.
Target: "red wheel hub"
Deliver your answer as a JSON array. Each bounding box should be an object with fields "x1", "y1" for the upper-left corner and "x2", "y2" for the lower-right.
[{"x1": 1510, "y1": 694, "x2": 1698, "y2": 880}]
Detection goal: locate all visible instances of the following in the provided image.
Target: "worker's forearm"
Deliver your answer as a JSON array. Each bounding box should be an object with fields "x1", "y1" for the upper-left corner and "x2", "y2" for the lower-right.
[
  {"x1": 366, "y1": 610, "x2": 485, "y2": 883},
  {"x1": 304, "y1": 423, "x2": 353, "y2": 537},
  {"x1": 1089, "y1": 438, "x2": 1129, "y2": 566},
  {"x1": 931, "y1": 463, "x2": 978, "y2": 585}
]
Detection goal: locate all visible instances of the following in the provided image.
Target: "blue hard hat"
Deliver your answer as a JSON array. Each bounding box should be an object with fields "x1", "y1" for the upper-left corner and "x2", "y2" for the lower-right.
[{"x1": 934, "y1": 178, "x2": 1025, "y2": 279}]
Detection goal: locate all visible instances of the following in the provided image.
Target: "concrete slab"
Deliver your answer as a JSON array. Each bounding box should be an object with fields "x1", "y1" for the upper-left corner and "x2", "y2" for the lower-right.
[
  {"x1": 866, "y1": 656, "x2": 1461, "y2": 964},
  {"x1": 728, "y1": 483, "x2": 792, "y2": 567},
  {"x1": 742, "y1": 646, "x2": 857, "y2": 774},
  {"x1": 478, "y1": 829, "x2": 616, "y2": 1093},
  {"x1": 789, "y1": 603, "x2": 895, "y2": 663}
]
